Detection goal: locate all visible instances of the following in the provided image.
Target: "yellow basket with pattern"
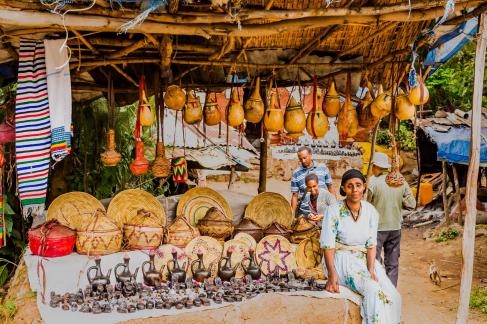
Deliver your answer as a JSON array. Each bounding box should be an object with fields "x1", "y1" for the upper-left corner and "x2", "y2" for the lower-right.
[
  {"x1": 123, "y1": 209, "x2": 164, "y2": 250},
  {"x1": 290, "y1": 216, "x2": 320, "y2": 244},
  {"x1": 166, "y1": 215, "x2": 200, "y2": 248},
  {"x1": 76, "y1": 209, "x2": 122, "y2": 256}
]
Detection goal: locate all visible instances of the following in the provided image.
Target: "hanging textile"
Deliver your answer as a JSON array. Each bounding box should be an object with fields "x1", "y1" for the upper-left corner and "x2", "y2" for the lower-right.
[
  {"x1": 15, "y1": 40, "x2": 51, "y2": 218},
  {"x1": 44, "y1": 39, "x2": 72, "y2": 161}
]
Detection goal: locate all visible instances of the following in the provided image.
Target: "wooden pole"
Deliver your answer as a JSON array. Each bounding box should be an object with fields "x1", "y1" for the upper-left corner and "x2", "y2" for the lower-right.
[
  {"x1": 456, "y1": 11, "x2": 486, "y2": 324},
  {"x1": 442, "y1": 161, "x2": 450, "y2": 226},
  {"x1": 258, "y1": 79, "x2": 272, "y2": 194},
  {"x1": 452, "y1": 164, "x2": 463, "y2": 224}
]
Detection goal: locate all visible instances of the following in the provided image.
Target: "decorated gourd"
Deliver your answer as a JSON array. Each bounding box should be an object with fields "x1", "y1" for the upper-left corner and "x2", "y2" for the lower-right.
[
  {"x1": 204, "y1": 94, "x2": 221, "y2": 126},
  {"x1": 385, "y1": 134, "x2": 405, "y2": 187},
  {"x1": 151, "y1": 142, "x2": 171, "y2": 178},
  {"x1": 357, "y1": 90, "x2": 378, "y2": 129},
  {"x1": 138, "y1": 76, "x2": 155, "y2": 126},
  {"x1": 227, "y1": 89, "x2": 245, "y2": 127},
  {"x1": 408, "y1": 77, "x2": 429, "y2": 105},
  {"x1": 100, "y1": 129, "x2": 121, "y2": 167},
  {"x1": 244, "y1": 77, "x2": 265, "y2": 123},
  {"x1": 370, "y1": 90, "x2": 392, "y2": 118},
  {"x1": 395, "y1": 91, "x2": 416, "y2": 120},
  {"x1": 284, "y1": 97, "x2": 306, "y2": 137},
  {"x1": 323, "y1": 80, "x2": 340, "y2": 117},
  {"x1": 183, "y1": 90, "x2": 203, "y2": 124},
  {"x1": 172, "y1": 156, "x2": 188, "y2": 183},
  {"x1": 337, "y1": 74, "x2": 359, "y2": 140},
  {"x1": 164, "y1": 85, "x2": 186, "y2": 110},
  {"x1": 306, "y1": 79, "x2": 328, "y2": 139},
  {"x1": 263, "y1": 91, "x2": 284, "y2": 133}
]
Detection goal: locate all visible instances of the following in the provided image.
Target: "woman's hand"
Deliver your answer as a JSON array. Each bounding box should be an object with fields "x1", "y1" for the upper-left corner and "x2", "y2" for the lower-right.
[
  {"x1": 369, "y1": 269, "x2": 379, "y2": 282},
  {"x1": 325, "y1": 273, "x2": 340, "y2": 293},
  {"x1": 309, "y1": 213, "x2": 323, "y2": 222}
]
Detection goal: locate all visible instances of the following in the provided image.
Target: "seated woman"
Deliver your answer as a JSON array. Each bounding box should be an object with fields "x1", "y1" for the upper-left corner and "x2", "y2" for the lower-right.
[
  {"x1": 320, "y1": 169, "x2": 401, "y2": 324},
  {"x1": 301, "y1": 173, "x2": 336, "y2": 226}
]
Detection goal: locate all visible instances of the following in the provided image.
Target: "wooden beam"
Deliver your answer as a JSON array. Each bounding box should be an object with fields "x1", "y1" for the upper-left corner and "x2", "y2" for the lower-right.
[
  {"x1": 265, "y1": 0, "x2": 275, "y2": 11},
  {"x1": 289, "y1": 26, "x2": 339, "y2": 65},
  {"x1": 208, "y1": 36, "x2": 235, "y2": 61},
  {"x1": 108, "y1": 38, "x2": 149, "y2": 58},
  {"x1": 144, "y1": 33, "x2": 159, "y2": 47},
  {"x1": 452, "y1": 164, "x2": 463, "y2": 224},
  {"x1": 71, "y1": 29, "x2": 99, "y2": 54},
  {"x1": 445, "y1": 2, "x2": 487, "y2": 26},
  {"x1": 0, "y1": 27, "x2": 17, "y2": 60},
  {"x1": 456, "y1": 12, "x2": 487, "y2": 324},
  {"x1": 95, "y1": 0, "x2": 110, "y2": 8},
  {"x1": 442, "y1": 161, "x2": 450, "y2": 225},
  {"x1": 110, "y1": 64, "x2": 138, "y2": 87}
]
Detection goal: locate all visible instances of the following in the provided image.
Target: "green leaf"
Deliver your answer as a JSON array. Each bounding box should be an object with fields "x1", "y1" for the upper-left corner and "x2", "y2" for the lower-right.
[{"x1": 0, "y1": 264, "x2": 8, "y2": 286}]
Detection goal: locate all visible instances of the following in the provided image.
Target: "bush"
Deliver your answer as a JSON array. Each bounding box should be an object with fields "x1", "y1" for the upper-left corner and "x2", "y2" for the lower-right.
[
  {"x1": 376, "y1": 122, "x2": 416, "y2": 151},
  {"x1": 434, "y1": 228, "x2": 460, "y2": 242},
  {"x1": 470, "y1": 286, "x2": 487, "y2": 314}
]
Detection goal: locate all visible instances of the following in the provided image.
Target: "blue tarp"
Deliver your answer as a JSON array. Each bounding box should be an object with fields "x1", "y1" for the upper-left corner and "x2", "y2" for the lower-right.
[{"x1": 423, "y1": 126, "x2": 487, "y2": 164}]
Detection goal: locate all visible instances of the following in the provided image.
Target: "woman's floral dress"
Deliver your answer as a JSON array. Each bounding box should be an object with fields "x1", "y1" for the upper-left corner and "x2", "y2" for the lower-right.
[{"x1": 320, "y1": 200, "x2": 401, "y2": 324}]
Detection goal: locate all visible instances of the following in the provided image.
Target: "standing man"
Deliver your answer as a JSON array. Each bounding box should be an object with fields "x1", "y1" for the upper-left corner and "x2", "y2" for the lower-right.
[
  {"x1": 302, "y1": 173, "x2": 337, "y2": 226},
  {"x1": 367, "y1": 152, "x2": 416, "y2": 286},
  {"x1": 291, "y1": 146, "x2": 337, "y2": 218}
]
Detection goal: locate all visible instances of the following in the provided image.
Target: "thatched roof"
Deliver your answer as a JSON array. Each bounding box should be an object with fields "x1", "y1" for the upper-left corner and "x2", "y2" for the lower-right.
[{"x1": 0, "y1": 0, "x2": 485, "y2": 103}]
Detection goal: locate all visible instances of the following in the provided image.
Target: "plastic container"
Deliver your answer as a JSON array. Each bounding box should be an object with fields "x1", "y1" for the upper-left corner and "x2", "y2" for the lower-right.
[
  {"x1": 28, "y1": 220, "x2": 76, "y2": 257},
  {"x1": 411, "y1": 182, "x2": 433, "y2": 206}
]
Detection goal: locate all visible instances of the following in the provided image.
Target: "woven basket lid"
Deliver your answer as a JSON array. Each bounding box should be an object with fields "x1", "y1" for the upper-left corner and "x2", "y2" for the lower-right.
[
  {"x1": 234, "y1": 232, "x2": 257, "y2": 251},
  {"x1": 255, "y1": 234, "x2": 296, "y2": 276},
  {"x1": 244, "y1": 192, "x2": 293, "y2": 228},
  {"x1": 125, "y1": 209, "x2": 163, "y2": 228},
  {"x1": 177, "y1": 187, "x2": 232, "y2": 227},
  {"x1": 185, "y1": 236, "x2": 223, "y2": 277},
  {"x1": 295, "y1": 237, "x2": 322, "y2": 272},
  {"x1": 154, "y1": 244, "x2": 188, "y2": 281},
  {"x1": 81, "y1": 209, "x2": 120, "y2": 233},
  {"x1": 47, "y1": 192, "x2": 106, "y2": 231},
  {"x1": 223, "y1": 239, "x2": 251, "y2": 278},
  {"x1": 107, "y1": 189, "x2": 166, "y2": 228},
  {"x1": 29, "y1": 219, "x2": 75, "y2": 239}
]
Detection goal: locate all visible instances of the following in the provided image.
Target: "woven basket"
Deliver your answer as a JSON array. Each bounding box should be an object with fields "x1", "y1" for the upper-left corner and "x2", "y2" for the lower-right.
[
  {"x1": 185, "y1": 236, "x2": 223, "y2": 278},
  {"x1": 177, "y1": 187, "x2": 232, "y2": 227},
  {"x1": 295, "y1": 237, "x2": 323, "y2": 279},
  {"x1": 76, "y1": 209, "x2": 122, "y2": 256},
  {"x1": 197, "y1": 207, "x2": 233, "y2": 244},
  {"x1": 47, "y1": 192, "x2": 105, "y2": 231},
  {"x1": 244, "y1": 192, "x2": 293, "y2": 229},
  {"x1": 290, "y1": 217, "x2": 320, "y2": 244},
  {"x1": 123, "y1": 210, "x2": 164, "y2": 250},
  {"x1": 166, "y1": 215, "x2": 200, "y2": 248},
  {"x1": 234, "y1": 232, "x2": 257, "y2": 251},
  {"x1": 255, "y1": 234, "x2": 296, "y2": 276},
  {"x1": 234, "y1": 218, "x2": 264, "y2": 243},
  {"x1": 107, "y1": 189, "x2": 166, "y2": 228}
]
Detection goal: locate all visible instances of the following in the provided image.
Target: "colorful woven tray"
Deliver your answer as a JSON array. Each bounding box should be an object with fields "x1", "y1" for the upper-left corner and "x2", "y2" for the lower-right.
[
  {"x1": 185, "y1": 236, "x2": 223, "y2": 278},
  {"x1": 244, "y1": 192, "x2": 293, "y2": 228},
  {"x1": 234, "y1": 232, "x2": 257, "y2": 251},
  {"x1": 255, "y1": 234, "x2": 296, "y2": 276},
  {"x1": 154, "y1": 244, "x2": 188, "y2": 281}
]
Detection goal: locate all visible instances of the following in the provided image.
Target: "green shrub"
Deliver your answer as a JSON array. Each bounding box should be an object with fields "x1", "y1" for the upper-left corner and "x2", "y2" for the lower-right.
[
  {"x1": 434, "y1": 228, "x2": 460, "y2": 242},
  {"x1": 470, "y1": 286, "x2": 487, "y2": 314}
]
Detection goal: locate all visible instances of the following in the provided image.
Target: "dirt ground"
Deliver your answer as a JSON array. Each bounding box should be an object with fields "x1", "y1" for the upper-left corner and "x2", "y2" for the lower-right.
[{"x1": 209, "y1": 179, "x2": 487, "y2": 323}]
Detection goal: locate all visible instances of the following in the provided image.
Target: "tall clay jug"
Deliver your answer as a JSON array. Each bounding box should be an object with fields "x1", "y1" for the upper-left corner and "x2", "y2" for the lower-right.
[
  {"x1": 263, "y1": 91, "x2": 283, "y2": 133},
  {"x1": 323, "y1": 80, "x2": 340, "y2": 117},
  {"x1": 184, "y1": 90, "x2": 203, "y2": 124},
  {"x1": 284, "y1": 97, "x2": 306, "y2": 138},
  {"x1": 244, "y1": 77, "x2": 265, "y2": 123},
  {"x1": 204, "y1": 93, "x2": 221, "y2": 126},
  {"x1": 227, "y1": 89, "x2": 244, "y2": 127},
  {"x1": 306, "y1": 78, "x2": 328, "y2": 139}
]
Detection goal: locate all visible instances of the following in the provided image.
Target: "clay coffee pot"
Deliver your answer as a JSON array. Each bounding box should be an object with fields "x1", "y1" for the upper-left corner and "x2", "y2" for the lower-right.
[
  {"x1": 218, "y1": 248, "x2": 239, "y2": 281},
  {"x1": 241, "y1": 248, "x2": 263, "y2": 280},
  {"x1": 142, "y1": 251, "x2": 161, "y2": 287},
  {"x1": 167, "y1": 248, "x2": 188, "y2": 283},
  {"x1": 87, "y1": 257, "x2": 112, "y2": 291},
  {"x1": 114, "y1": 254, "x2": 139, "y2": 285},
  {"x1": 190, "y1": 250, "x2": 211, "y2": 283}
]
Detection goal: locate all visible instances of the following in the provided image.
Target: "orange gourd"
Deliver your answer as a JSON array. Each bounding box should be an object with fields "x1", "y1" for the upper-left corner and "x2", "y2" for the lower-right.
[
  {"x1": 284, "y1": 97, "x2": 306, "y2": 137},
  {"x1": 337, "y1": 73, "x2": 358, "y2": 140},
  {"x1": 227, "y1": 89, "x2": 245, "y2": 127},
  {"x1": 204, "y1": 93, "x2": 221, "y2": 126},
  {"x1": 323, "y1": 80, "x2": 340, "y2": 117},
  {"x1": 244, "y1": 77, "x2": 265, "y2": 123},
  {"x1": 263, "y1": 91, "x2": 283, "y2": 133},
  {"x1": 184, "y1": 90, "x2": 203, "y2": 124}
]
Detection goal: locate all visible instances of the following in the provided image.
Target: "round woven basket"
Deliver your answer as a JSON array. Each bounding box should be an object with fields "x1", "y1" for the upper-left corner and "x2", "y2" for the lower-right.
[
  {"x1": 123, "y1": 210, "x2": 164, "y2": 250},
  {"x1": 244, "y1": 192, "x2": 293, "y2": 229},
  {"x1": 177, "y1": 187, "x2": 232, "y2": 227},
  {"x1": 166, "y1": 216, "x2": 200, "y2": 248},
  {"x1": 107, "y1": 189, "x2": 166, "y2": 228},
  {"x1": 223, "y1": 239, "x2": 250, "y2": 278},
  {"x1": 76, "y1": 209, "x2": 122, "y2": 256},
  {"x1": 197, "y1": 207, "x2": 234, "y2": 244},
  {"x1": 234, "y1": 232, "x2": 257, "y2": 251},
  {"x1": 295, "y1": 237, "x2": 324, "y2": 280},
  {"x1": 47, "y1": 192, "x2": 105, "y2": 231},
  {"x1": 185, "y1": 236, "x2": 223, "y2": 278},
  {"x1": 154, "y1": 244, "x2": 188, "y2": 281},
  {"x1": 290, "y1": 218, "x2": 320, "y2": 244},
  {"x1": 255, "y1": 234, "x2": 296, "y2": 276}
]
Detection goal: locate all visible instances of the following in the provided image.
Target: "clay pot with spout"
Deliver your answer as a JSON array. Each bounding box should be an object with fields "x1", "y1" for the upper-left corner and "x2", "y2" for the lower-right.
[
  {"x1": 130, "y1": 139, "x2": 149, "y2": 176},
  {"x1": 244, "y1": 77, "x2": 265, "y2": 123},
  {"x1": 323, "y1": 80, "x2": 340, "y2": 117},
  {"x1": 284, "y1": 97, "x2": 306, "y2": 138},
  {"x1": 114, "y1": 255, "x2": 139, "y2": 285},
  {"x1": 227, "y1": 89, "x2": 244, "y2": 127},
  {"x1": 87, "y1": 258, "x2": 112, "y2": 291},
  {"x1": 100, "y1": 129, "x2": 121, "y2": 167},
  {"x1": 204, "y1": 94, "x2": 221, "y2": 126},
  {"x1": 142, "y1": 251, "x2": 162, "y2": 286},
  {"x1": 191, "y1": 251, "x2": 211, "y2": 283},
  {"x1": 218, "y1": 249, "x2": 239, "y2": 281},
  {"x1": 241, "y1": 248, "x2": 263, "y2": 280},
  {"x1": 263, "y1": 92, "x2": 283, "y2": 133},
  {"x1": 167, "y1": 249, "x2": 188, "y2": 283},
  {"x1": 184, "y1": 90, "x2": 203, "y2": 124}
]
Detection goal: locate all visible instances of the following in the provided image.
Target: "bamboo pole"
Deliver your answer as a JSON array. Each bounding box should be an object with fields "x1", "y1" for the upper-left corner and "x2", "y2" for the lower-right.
[
  {"x1": 442, "y1": 161, "x2": 450, "y2": 226},
  {"x1": 452, "y1": 164, "x2": 463, "y2": 224},
  {"x1": 108, "y1": 38, "x2": 149, "y2": 58},
  {"x1": 110, "y1": 64, "x2": 138, "y2": 87},
  {"x1": 456, "y1": 12, "x2": 486, "y2": 324},
  {"x1": 258, "y1": 79, "x2": 272, "y2": 194}
]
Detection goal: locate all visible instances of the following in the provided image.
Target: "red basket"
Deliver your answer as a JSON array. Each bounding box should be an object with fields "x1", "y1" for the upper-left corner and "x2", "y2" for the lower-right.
[{"x1": 28, "y1": 220, "x2": 76, "y2": 257}]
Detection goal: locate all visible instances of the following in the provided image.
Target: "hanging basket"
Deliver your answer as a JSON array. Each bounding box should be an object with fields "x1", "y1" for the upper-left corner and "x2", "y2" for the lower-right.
[
  {"x1": 323, "y1": 80, "x2": 340, "y2": 117},
  {"x1": 152, "y1": 142, "x2": 171, "y2": 178},
  {"x1": 130, "y1": 139, "x2": 149, "y2": 176}
]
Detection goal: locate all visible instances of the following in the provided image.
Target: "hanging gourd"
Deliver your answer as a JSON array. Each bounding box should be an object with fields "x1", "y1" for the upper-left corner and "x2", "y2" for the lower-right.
[
  {"x1": 370, "y1": 86, "x2": 392, "y2": 119},
  {"x1": 306, "y1": 77, "x2": 328, "y2": 139},
  {"x1": 151, "y1": 87, "x2": 171, "y2": 178},
  {"x1": 323, "y1": 79, "x2": 340, "y2": 117},
  {"x1": 395, "y1": 89, "x2": 416, "y2": 121},
  {"x1": 408, "y1": 75, "x2": 429, "y2": 105},
  {"x1": 183, "y1": 90, "x2": 203, "y2": 125},
  {"x1": 164, "y1": 85, "x2": 186, "y2": 110},
  {"x1": 130, "y1": 76, "x2": 149, "y2": 176},
  {"x1": 203, "y1": 93, "x2": 221, "y2": 126},
  {"x1": 385, "y1": 131, "x2": 405, "y2": 187},
  {"x1": 227, "y1": 88, "x2": 245, "y2": 127},
  {"x1": 138, "y1": 76, "x2": 155, "y2": 127},
  {"x1": 284, "y1": 97, "x2": 306, "y2": 138},
  {"x1": 172, "y1": 156, "x2": 188, "y2": 183},
  {"x1": 100, "y1": 74, "x2": 121, "y2": 167},
  {"x1": 244, "y1": 76, "x2": 265, "y2": 123},
  {"x1": 263, "y1": 91, "x2": 284, "y2": 133},
  {"x1": 357, "y1": 89, "x2": 378, "y2": 129},
  {"x1": 337, "y1": 73, "x2": 359, "y2": 140}
]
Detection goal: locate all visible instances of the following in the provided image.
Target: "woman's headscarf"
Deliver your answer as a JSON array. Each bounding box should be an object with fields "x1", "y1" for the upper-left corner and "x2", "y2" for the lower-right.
[{"x1": 340, "y1": 169, "x2": 366, "y2": 196}]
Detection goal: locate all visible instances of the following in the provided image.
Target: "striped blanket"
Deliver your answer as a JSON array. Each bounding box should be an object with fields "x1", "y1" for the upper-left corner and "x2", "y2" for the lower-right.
[{"x1": 15, "y1": 40, "x2": 51, "y2": 218}]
